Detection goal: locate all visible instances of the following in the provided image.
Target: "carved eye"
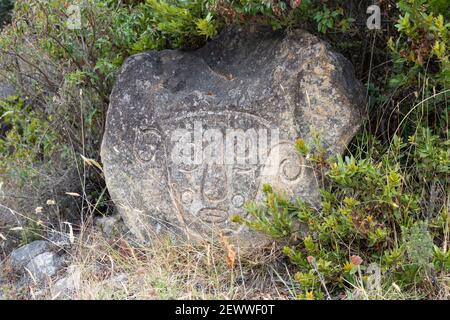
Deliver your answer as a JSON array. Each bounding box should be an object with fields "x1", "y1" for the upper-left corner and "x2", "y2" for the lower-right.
[
  {"x1": 279, "y1": 155, "x2": 303, "y2": 181},
  {"x1": 134, "y1": 129, "x2": 162, "y2": 163}
]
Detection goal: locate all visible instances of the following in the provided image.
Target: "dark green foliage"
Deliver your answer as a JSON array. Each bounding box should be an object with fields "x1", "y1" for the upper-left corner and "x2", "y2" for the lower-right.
[{"x1": 0, "y1": 0, "x2": 13, "y2": 27}]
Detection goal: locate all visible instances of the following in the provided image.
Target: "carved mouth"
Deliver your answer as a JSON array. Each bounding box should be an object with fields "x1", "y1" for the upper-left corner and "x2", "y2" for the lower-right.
[{"x1": 196, "y1": 208, "x2": 228, "y2": 224}]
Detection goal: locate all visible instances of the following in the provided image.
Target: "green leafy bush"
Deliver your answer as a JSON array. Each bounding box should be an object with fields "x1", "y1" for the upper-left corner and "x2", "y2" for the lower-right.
[
  {"x1": 235, "y1": 129, "x2": 449, "y2": 299},
  {"x1": 0, "y1": 96, "x2": 62, "y2": 182},
  {"x1": 389, "y1": 0, "x2": 450, "y2": 88}
]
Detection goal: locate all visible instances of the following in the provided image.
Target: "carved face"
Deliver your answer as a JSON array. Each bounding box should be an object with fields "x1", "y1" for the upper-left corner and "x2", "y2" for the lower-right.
[
  {"x1": 133, "y1": 111, "x2": 306, "y2": 238},
  {"x1": 165, "y1": 112, "x2": 267, "y2": 236}
]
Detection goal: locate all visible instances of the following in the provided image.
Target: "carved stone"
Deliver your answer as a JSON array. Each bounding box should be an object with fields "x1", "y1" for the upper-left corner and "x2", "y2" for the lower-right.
[{"x1": 101, "y1": 27, "x2": 365, "y2": 243}]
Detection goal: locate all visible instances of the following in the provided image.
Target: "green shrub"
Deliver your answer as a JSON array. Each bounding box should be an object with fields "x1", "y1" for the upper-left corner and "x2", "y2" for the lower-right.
[
  {"x1": 0, "y1": 96, "x2": 62, "y2": 183},
  {"x1": 389, "y1": 0, "x2": 450, "y2": 89},
  {"x1": 209, "y1": 0, "x2": 355, "y2": 32},
  {"x1": 0, "y1": 0, "x2": 217, "y2": 196},
  {"x1": 235, "y1": 128, "x2": 449, "y2": 299}
]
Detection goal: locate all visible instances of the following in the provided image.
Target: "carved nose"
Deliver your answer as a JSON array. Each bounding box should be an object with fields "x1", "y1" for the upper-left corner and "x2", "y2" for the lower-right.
[{"x1": 202, "y1": 164, "x2": 228, "y2": 202}]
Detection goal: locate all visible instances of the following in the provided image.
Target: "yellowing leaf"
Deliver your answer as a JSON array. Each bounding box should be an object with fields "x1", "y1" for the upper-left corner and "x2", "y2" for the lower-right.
[
  {"x1": 80, "y1": 154, "x2": 103, "y2": 172},
  {"x1": 221, "y1": 235, "x2": 236, "y2": 269}
]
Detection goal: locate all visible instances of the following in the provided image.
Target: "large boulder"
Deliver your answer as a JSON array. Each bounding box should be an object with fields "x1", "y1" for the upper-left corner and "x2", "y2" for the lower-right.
[{"x1": 101, "y1": 27, "x2": 365, "y2": 243}]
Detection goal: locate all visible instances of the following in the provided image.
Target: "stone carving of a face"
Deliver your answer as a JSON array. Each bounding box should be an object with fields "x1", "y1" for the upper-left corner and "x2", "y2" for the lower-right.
[
  {"x1": 102, "y1": 28, "x2": 365, "y2": 243},
  {"x1": 132, "y1": 110, "x2": 307, "y2": 238}
]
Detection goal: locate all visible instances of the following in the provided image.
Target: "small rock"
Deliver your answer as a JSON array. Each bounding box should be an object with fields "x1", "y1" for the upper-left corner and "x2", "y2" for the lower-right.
[
  {"x1": 9, "y1": 240, "x2": 51, "y2": 270},
  {"x1": 95, "y1": 215, "x2": 124, "y2": 237},
  {"x1": 51, "y1": 265, "x2": 81, "y2": 299},
  {"x1": 24, "y1": 251, "x2": 64, "y2": 284},
  {"x1": 101, "y1": 273, "x2": 129, "y2": 290}
]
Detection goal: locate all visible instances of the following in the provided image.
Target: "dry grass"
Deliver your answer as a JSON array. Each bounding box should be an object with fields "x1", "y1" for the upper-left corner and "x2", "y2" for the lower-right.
[
  {"x1": 1, "y1": 145, "x2": 296, "y2": 300},
  {"x1": 51, "y1": 227, "x2": 296, "y2": 300},
  {"x1": 1, "y1": 204, "x2": 449, "y2": 300},
  {"x1": 0, "y1": 214, "x2": 296, "y2": 300}
]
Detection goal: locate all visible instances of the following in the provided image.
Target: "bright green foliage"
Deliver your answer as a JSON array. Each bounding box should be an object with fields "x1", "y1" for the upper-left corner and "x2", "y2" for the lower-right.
[
  {"x1": 313, "y1": 5, "x2": 354, "y2": 34},
  {"x1": 232, "y1": 184, "x2": 295, "y2": 239},
  {"x1": 389, "y1": 0, "x2": 450, "y2": 88},
  {"x1": 236, "y1": 128, "x2": 449, "y2": 298},
  {"x1": 410, "y1": 127, "x2": 450, "y2": 181},
  {"x1": 0, "y1": 96, "x2": 61, "y2": 183},
  {"x1": 196, "y1": 13, "x2": 218, "y2": 38},
  {"x1": 129, "y1": 0, "x2": 217, "y2": 53}
]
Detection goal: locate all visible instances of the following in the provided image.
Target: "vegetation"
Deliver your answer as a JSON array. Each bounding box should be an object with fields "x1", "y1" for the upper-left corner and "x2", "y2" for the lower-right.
[
  {"x1": 0, "y1": 0, "x2": 12, "y2": 27},
  {"x1": 0, "y1": 0, "x2": 448, "y2": 299}
]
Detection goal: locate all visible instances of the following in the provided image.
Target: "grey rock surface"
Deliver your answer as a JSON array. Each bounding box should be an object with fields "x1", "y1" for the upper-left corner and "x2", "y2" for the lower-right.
[
  {"x1": 95, "y1": 214, "x2": 125, "y2": 238},
  {"x1": 9, "y1": 240, "x2": 51, "y2": 270},
  {"x1": 24, "y1": 251, "x2": 64, "y2": 284},
  {"x1": 101, "y1": 26, "x2": 365, "y2": 242},
  {"x1": 51, "y1": 265, "x2": 81, "y2": 299}
]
